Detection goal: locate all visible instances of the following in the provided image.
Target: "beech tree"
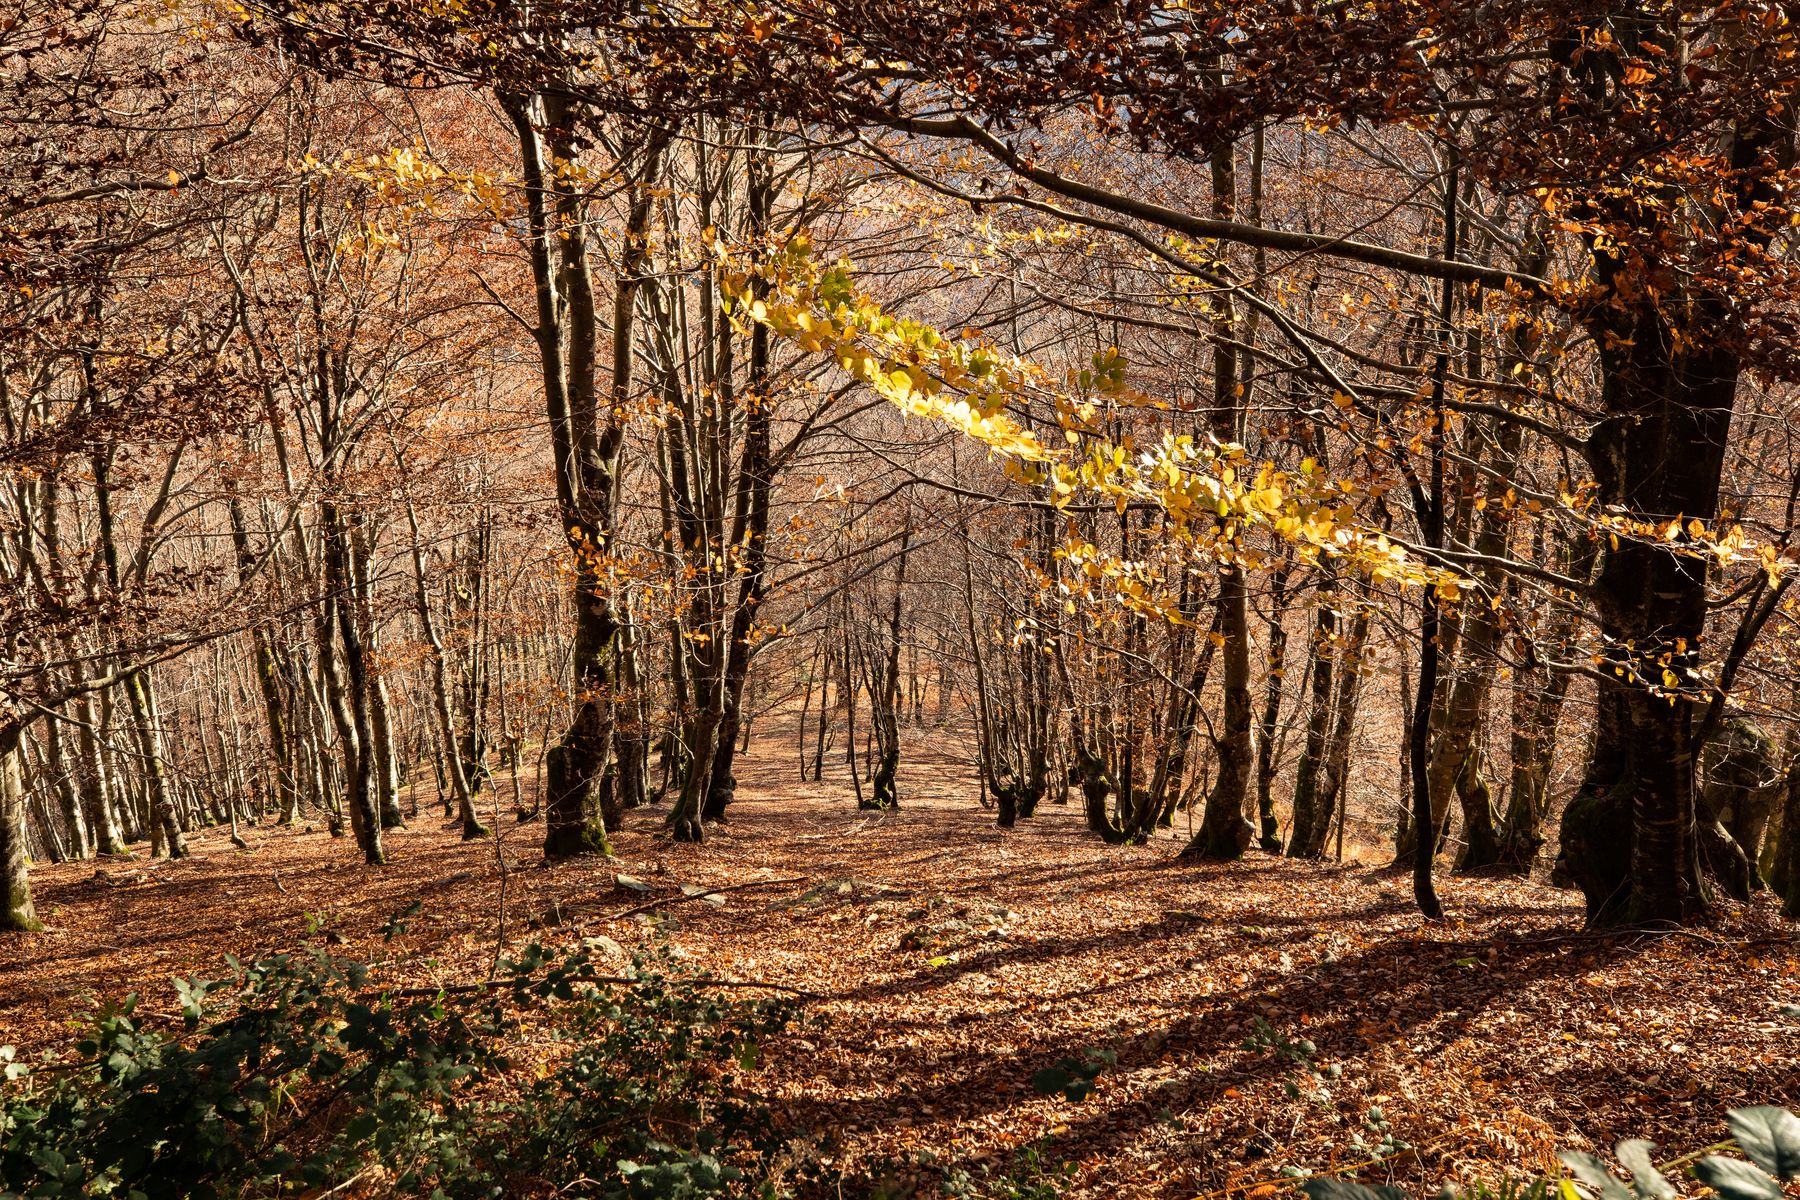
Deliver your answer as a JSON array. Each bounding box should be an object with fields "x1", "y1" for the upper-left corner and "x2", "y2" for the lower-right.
[{"x1": 10, "y1": 0, "x2": 1800, "y2": 935}]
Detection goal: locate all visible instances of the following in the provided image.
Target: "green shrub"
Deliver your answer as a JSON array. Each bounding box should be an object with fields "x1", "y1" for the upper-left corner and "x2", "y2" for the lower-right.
[
  {"x1": 1299, "y1": 1104, "x2": 1800, "y2": 1200},
  {"x1": 0, "y1": 936, "x2": 795, "y2": 1200}
]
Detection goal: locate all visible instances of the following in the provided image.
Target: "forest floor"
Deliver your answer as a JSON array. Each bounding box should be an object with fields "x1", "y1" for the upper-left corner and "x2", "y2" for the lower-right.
[{"x1": 4, "y1": 729, "x2": 1799, "y2": 1199}]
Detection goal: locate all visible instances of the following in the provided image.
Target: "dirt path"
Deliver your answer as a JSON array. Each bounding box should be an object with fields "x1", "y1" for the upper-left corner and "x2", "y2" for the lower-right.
[{"x1": 4, "y1": 731, "x2": 1798, "y2": 1198}]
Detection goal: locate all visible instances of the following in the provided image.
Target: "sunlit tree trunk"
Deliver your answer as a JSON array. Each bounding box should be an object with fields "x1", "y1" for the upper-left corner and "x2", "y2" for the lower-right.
[
  {"x1": 0, "y1": 726, "x2": 39, "y2": 932},
  {"x1": 505, "y1": 95, "x2": 665, "y2": 858},
  {"x1": 322, "y1": 505, "x2": 384, "y2": 865}
]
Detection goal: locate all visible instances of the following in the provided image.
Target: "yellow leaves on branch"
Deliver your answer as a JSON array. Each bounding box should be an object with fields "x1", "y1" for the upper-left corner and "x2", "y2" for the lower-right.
[
  {"x1": 723, "y1": 235, "x2": 1052, "y2": 460},
  {"x1": 1586, "y1": 509, "x2": 1782, "y2": 579},
  {"x1": 296, "y1": 143, "x2": 516, "y2": 257},
  {"x1": 720, "y1": 236, "x2": 1458, "y2": 599}
]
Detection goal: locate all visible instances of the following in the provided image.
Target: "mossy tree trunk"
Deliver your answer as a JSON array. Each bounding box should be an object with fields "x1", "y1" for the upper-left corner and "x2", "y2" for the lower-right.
[{"x1": 504, "y1": 95, "x2": 665, "y2": 859}]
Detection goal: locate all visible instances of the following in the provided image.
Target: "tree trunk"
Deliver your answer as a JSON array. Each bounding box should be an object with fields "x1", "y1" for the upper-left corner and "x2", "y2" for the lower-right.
[
  {"x1": 505, "y1": 96, "x2": 664, "y2": 859},
  {"x1": 865, "y1": 527, "x2": 911, "y2": 811},
  {"x1": 400, "y1": 490, "x2": 486, "y2": 839},
  {"x1": 1185, "y1": 565, "x2": 1257, "y2": 859},
  {"x1": 75, "y1": 688, "x2": 125, "y2": 855},
  {"x1": 43, "y1": 713, "x2": 90, "y2": 860},
  {"x1": 703, "y1": 139, "x2": 776, "y2": 825},
  {"x1": 126, "y1": 671, "x2": 186, "y2": 859},
  {"x1": 1183, "y1": 133, "x2": 1256, "y2": 862},
  {"x1": 1773, "y1": 754, "x2": 1800, "y2": 918},
  {"x1": 1497, "y1": 545, "x2": 1577, "y2": 875},
  {"x1": 369, "y1": 668, "x2": 404, "y2": 830},
  {"x1": 1399, "y1": 149, "x2": 1459, "y2": 921},
  {"x1": 1253, "y1": 564, "x2": 1291, "y2": 851},
  {"x1": 227, "y1": 494, "x2": 300, "y2": 825},
  {"x1": 322, "y1": 507, "x2": 384, "y2": 866},
  {"x1": 0, "y1": 727, "x2": 40, "y2": 932},
  {"x1": 1315, "y1": 606, "x2": 1371, "y2": 854},
  {"x1": 1286, "y1": 596, "x2": 1338, "y2": 859},
  {"x1": 613, "y1": 604, "x2": 650, "y2": 816}
]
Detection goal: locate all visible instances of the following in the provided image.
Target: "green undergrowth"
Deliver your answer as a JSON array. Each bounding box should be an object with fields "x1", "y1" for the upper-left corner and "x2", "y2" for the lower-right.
[
  {"x1": 1302, "y1": 1105, "x2": 1800, "y2": 1200},
  {"x1": 0, "y1": 922, "x2": 800, "y2": 1200}
]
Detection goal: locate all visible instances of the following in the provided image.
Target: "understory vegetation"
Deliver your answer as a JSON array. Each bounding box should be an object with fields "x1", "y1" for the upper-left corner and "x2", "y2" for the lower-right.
[
  {"x1": 4, "y1": 928, "x2": 1797, "y2": 1200},
  {"x1": 0, "y1": 933, "x2": 795, "y2": 1200}
]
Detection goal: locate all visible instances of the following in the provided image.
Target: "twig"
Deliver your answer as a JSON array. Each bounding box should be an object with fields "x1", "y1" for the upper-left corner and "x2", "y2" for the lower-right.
[
  {"x1": 604, "y1": 876, "x2": 808, "y2": 921},
  {"x1": 1187, "y1": 1135, "x2": 1460, "y2": 1200},
  {"x1": 1657, "y1": 1139, "x2": 1736, "y2": 1172},
  {"x1": 381, "y1": 974, "x2": 830, "y2": 1001},
  {"x1": 315, "y1": 1167, "x2": 372, "y2": 1198}
]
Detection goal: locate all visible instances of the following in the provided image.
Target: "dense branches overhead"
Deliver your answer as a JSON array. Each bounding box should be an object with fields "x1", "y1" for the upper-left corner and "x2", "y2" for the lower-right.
[{"x1": 4, "y1": 0, "x2": 1800, "y2": 943}]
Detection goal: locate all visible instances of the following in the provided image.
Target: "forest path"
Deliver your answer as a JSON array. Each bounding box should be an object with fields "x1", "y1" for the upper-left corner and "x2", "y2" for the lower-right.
[{"x1": 3, "y1": 728, "x2": 1798, "y2": 1198}]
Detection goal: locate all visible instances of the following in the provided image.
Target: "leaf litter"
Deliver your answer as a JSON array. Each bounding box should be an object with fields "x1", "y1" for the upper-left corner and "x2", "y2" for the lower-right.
[{"x1": 2, "y1": 733, "x2": 1796, "y2": 1198}]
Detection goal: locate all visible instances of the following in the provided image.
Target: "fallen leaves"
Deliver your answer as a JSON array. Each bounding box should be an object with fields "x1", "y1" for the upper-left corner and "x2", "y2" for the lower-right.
[{"x1": 3, "y1": 732, "x2": 1798, "y2": 1198}]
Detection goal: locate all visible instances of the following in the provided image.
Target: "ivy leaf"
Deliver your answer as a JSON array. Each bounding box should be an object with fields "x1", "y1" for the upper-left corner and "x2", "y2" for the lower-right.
[
  {"x1": 1724, "y1": 1107, "x2": 1800, "y2": 1181},
  {"x1": 1559, "y1": 1151, "x2": 1635, "y2": 1200},
  {"x1": 1615, "y1": 1139, "x2": 1674, "y2": 1200},
  {"x1": 1299, "y1": 1179, "x2": 1407, "y2": 1200},
  {"x1": 1693, "y1": 1156, "x2": 1784, "y2": 1200}
]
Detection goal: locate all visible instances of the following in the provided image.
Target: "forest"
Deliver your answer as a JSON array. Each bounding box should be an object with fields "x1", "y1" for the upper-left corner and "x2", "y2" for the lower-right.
[{"x1": 2, "y1": 0, "x2": 1799, "y2": 1197}]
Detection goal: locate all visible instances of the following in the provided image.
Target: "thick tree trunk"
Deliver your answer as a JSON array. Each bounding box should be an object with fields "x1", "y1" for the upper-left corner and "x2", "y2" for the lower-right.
[
  {"x1": 668, "y1": 703, "x2": 720, "y2": 843},
  {"x1": 1553, "y1": 53, "x2": 1788, "y2": 924},
  {"x1": 504, "y1": 95, "x2": 663, "y2": 859},
  {"x1": 0, "y1": 727, "x2": 40, "y2": 932},
  {"x1": 1185, "y1": 565, "x2": 1257, "y2": 859},
  {"x1": 1556, "y1": 336, "x2": 1734, "y2": 925},
  {"x1": 1431, "y1": 672, "x2": 1502, "y2": 871},
  {"x1": 1773, "y1": 756, "x2": 1800, "y2": 918},
  {"x1": 546, "y1": 591, "x2": 621, "y2": 856}
]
